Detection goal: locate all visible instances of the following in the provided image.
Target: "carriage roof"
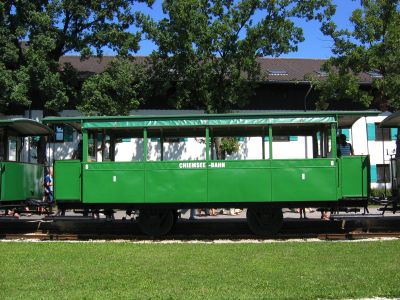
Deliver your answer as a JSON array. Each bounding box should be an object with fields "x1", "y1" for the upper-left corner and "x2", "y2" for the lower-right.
[
  {"x1": 43, "y1": 111, "x2": 379, "y2": 133},
  {"x1": 0, "y1": 118, "x2": 53, "y2": 136},
  {"x1": 380, "y1": 112, "x2": 400, "y2": 128}
]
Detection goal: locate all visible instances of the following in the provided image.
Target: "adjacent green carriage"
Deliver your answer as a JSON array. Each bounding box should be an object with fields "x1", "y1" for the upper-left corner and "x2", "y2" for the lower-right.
[
  {"x1": 44, "y1": 111, "x2": 377, "y2": 235},
  {"x1": 0, "y1": 119, "x2": 52, "y2": 205}
]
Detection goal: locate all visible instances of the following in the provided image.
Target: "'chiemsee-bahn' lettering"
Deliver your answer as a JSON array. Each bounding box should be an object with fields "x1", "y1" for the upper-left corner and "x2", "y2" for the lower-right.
[{"x1": 178, "y1": 162, "x2": 226, "y2": 169}]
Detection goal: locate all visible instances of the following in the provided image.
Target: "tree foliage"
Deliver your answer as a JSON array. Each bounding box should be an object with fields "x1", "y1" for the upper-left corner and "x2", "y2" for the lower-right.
[
  {"x1": 139, "y1": 0, "x2": 334, "y2": 113},
  {"x1": 314, "y1": 0, "x2": 400, "y2": 111},
  {"x1": 79, "y1": 58, "x2": 147, "y2": 115},
  {"x1": 0, "y1": 0, "x2": 152, "y2": 113}
]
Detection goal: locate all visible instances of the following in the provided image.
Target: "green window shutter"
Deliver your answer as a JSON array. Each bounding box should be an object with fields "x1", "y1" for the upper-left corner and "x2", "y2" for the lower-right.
[
  {"x1": 317, "y1": 132, "x2": 320, "y2": 140},
  {"x1": 180, "y1": 138, "x2": 188, "y2": 142},
  {"x1": 367, "y1": 123, "x2": 376, "y2": 141},
  {"x1": 289, "y1": 136, "x2": 298, "y2": 141},
  {"x1": 370, "y1": 165, "x2": 377, "y2": 183},
  {"x1": 341, "y1": 129, "x2": 350, "y2": 141},
  {"x1": 391, "y1": 128, "x2": 398, "y2": 141},
  {"x1": 264, "y1": 136, "x2": 269, "y2": 142}
]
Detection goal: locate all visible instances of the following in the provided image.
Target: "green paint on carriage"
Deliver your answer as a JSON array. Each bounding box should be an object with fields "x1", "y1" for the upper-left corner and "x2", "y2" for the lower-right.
[
  {"x1": 48, "y1": 111, "x2": 377, "y2": 206},
  {"x1": 0, "y1": 162, "x2": 44, "y2": 202}
]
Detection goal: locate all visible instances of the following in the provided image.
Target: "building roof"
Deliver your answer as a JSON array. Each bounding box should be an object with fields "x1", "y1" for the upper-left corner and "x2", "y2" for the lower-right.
[{"x1": 59, "y1": 56, "x2": 373, "y2": 84}]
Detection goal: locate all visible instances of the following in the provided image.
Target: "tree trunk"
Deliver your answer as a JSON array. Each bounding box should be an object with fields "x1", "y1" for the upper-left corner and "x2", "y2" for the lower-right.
[
  {"x1": 214, "y1": 137, "x2": 225, "y2": 160},
  {"x1": 37, "y1": 136, "x2": 48, "y2": 166}
]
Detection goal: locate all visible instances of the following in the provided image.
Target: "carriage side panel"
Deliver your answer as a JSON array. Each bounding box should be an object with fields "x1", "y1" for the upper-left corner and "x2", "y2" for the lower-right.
[
  {"x1": 145, "y1": 161, "x2": 207, "y2": 203},
  {"x1": 207, "y1": 160, "x2": 271, "y2": 203},
  {"x1": 54, "y1": 160, "x2": 81, "y2": 202},
  {"x1": 270, "y1": 159, "x2": 338, "y2": 202},
  {"x1": 82, "y1": 162, "x2": 145, "y2": 203}
]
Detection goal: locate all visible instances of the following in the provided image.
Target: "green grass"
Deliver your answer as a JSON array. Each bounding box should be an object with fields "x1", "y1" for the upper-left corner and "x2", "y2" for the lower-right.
[{"x1": 0, "y1": 240, "x2": 399, "y2": 299}]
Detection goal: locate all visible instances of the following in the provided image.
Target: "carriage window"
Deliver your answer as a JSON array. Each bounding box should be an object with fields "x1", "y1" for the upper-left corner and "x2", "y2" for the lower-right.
[
  {"x1": 222, "y1": 137, "x2": 264, "y2": 160},
  {"x1": 115, "y1": 137, "x2": 144, "y2": 162},
  {"x1": 209, "y1": 126, "x2": 267, "y2": 160},
  {"x1": 148, "y1": 130, "x2": 205, "y2": 161},
  {"x1": 271, "y1": 135, "x2": 308, "y2": 159},
  {"x1": 269, "y1": 124, "x2": 334, "y2": 159},
  {"x1": 8, "y1": 137, "x2": 17, "y2": 161},
  {"x1": 88, "y1": 132, "x2": 96, "y2": 162},
  {"x1": 88, "y1": 129, "x2": 144, "y2": 162}
]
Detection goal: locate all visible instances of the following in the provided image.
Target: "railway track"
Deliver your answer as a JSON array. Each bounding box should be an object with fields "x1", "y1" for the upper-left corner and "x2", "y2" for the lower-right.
[
  {"x1": 1, "y1": 214, "x2": 400, "y2": 241},
  {"x1": 1, "y1": 231, "x2": 400, "y2": 242}
]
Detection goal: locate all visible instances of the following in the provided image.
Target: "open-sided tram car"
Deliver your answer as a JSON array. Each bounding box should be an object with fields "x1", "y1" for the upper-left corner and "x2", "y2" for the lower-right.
[
  {"x1": 0, "y1": 119, "x2": 52, "y2": 210},
  {"x1": 44, "y1": 111, "x2": 378, "y2": 235}
]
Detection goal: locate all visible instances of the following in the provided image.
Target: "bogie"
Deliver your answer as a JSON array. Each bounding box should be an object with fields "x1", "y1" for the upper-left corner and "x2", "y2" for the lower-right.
[{"x1": 246, "y1": 207, "x2": 283, "y2": 236}]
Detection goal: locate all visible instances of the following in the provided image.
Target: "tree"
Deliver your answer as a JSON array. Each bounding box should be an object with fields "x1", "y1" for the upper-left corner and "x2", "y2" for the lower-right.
[
  {"x1": 139, "y1": 0, "x2": 334, "y2": 114},
  {"x1": 314, "y1": 0, "x2": 400, "y2": 111},
  {"x1": 0, "y1": 0, "x2": 152, "y2": 114},
  {"x1": 139, "y1": 0, "x2": 334, "y2": 157},
  {"x1": 79, "y1": 58, "x2": 147, "y2": 115}
]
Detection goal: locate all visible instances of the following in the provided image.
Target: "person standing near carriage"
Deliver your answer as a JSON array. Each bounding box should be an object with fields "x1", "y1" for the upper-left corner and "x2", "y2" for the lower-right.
[
  {"x1": 44, "y1": 167, "x2": 54, "y2": 203},
  {"x1": 338, "y1": 134, "x2": 354, "y2": 156}
]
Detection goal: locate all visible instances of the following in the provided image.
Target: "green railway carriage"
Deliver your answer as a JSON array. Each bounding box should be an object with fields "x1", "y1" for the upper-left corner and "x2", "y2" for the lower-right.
[
  {"x1": 44, "y1": 111, "x2": 377, "y2": 235},
  {"x1": 0, "y1": 119, "x2": 52, "y2": 205}
]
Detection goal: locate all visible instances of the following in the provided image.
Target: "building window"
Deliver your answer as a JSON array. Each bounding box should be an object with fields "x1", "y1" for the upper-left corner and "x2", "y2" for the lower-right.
[
  {"x1": 339, "y1": 129, "x2": 350, "y2": 141},
  {"x1": 367, "y1": 70, "x2": 383, "y2": 78},
  {"x1": 264, "y1": 136, "x2": 298, "y2": 142},
  {"x1": 54, "y1": 125, "x2": 64, "y2": 142},
  {"x1": 367, "y1": 123, "x2": 397, "y2": 141},
  {"x1": 316, "y1": 70, "x2": 328, "y2": 77},
  {"x1": 268, "y1": 70, "x2": 288, "y2": 76},
  {"x1": 53, "y1": 125, "x2": 74, "y2": 143},
  {"x1": 375, "y1": 125, "x2": 390, "y2": 141},
  {"x1": 64, "y1": 125, "x2": 74, "y2": 142},
  {"x1": 377, "y1": 164, "x2": 390, "y2": 183}
]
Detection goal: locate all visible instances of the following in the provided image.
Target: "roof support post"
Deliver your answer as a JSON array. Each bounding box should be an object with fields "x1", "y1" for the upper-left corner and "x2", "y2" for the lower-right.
[
  {"x1": 268, "y1": 125, "x2": 273, "y2": 159},
  {"x1": 82, "y1": 129, "x2": 88, "y2": 162},
  {"x1": 160, "y1": 129, "x2": 164, "y2": 161},
  {"x1": 331, "y1": 123, "x2": 337, "y2": 159},
  {"x1": 143, "y1": 128, "x2": 148, "y2": 162},
  {"x1": 206, "y1": 127, "x2": 210, "y2": 161},
  {"x1": 262, "y1": 126, "x2": 265, "y2": 160}
]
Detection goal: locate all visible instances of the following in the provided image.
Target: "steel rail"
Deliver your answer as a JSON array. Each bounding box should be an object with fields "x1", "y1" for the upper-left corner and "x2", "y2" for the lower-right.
[{"x1": 1, "y1": 231, "x2": 400, "y2": 241}]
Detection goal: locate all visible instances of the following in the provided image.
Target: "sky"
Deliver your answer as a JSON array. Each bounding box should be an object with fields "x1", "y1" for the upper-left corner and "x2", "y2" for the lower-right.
[{"x1": 118, "y1": 0, "x2": 362, "y2": 59}]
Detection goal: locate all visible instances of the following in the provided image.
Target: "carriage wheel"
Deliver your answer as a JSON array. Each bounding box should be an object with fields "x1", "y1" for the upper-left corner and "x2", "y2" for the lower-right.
[
  {"x1": 246, "y1": 207, "x2": 283, "y2": 236},
  {"x1": 138, "y1": 209, "x2": 175, "y2": 236}
]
